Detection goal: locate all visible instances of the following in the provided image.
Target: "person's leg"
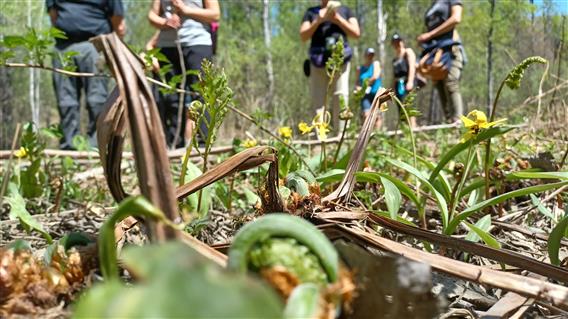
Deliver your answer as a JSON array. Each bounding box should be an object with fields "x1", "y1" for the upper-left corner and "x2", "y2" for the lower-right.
[
  {"x1": 53, "y1": 44, "x2": 81, "y2": 150},
  {"x1": 333, "y1": 61, "x2": 350, "y2": 133},
  {"x1": 185, "y1": 45, "x2": 213, "y2": 146},
  {"x1": 435, "y1": 80, "x2": 451, "y2": 122},
  {"x1": 78, "y1": 42, "x2": 108, "y2": 148},
  {"x1": 310, "y1": 64, "x2": 327, "y2": 114},
  {"x1": 444, "y1": 45, "x2": 464, "y2": 121},
  {"x1": 159, "y1": 47, "x2": 183, "y2": 147}
]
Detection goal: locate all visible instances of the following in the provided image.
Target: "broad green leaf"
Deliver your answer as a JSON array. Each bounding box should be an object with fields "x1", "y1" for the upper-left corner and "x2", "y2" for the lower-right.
[
  {"x1": 447, "y1": 181, "x2": 568, "y2": 235},
  {"x1": 464, "y1": 221, "x2": 501, "y2": 249},
  {"x1": 548, "y1": 213, "x2": 568, "y2": 266},
  {"x1": 4, "y1": 183, "x2": 52, "y2": 243},
  {"x1": 460, "y1": 170, "x2": 568, "y2": 200},
  {"x1": 429, "y1": 126, "x2": 515, "y2": 183},
  {"x1": 183, "y1": 161, "x2": 212, "y2": 218},
  {"x1": 380, "y1": 176, "x2": 402, "y2": 219},
  {"x1": 75, "y1": 243, "x2": 284, "y2": 318},
  {"x1": 530, "y1": 194, "x2": 555, "y2": 220},
  {"x1": 243, "y1": 187, "x2": 260, "y2": 205},
  {"x1": 391, "y1": 143, "x2": 452, "y2": 199},
  {"x1": 464, "y1": 215, "x2": 492, "y2": 243},
  {"x1": 386, "y1": 159, "x2": 449, "y2": 230}
]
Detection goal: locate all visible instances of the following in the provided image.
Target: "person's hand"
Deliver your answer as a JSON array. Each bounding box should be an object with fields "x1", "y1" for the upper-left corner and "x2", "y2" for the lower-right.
[
  {"x1": 171, "y1": 0, "x2": 189, "y2": 15},
  {"x1": 328, "y1": 11, "x2": 342, "y2": 24},
  {"x1": 164, "y1": 13, "x2": 181, "y2": 29},
  {"x1": 368, "y1": 77, "x2": 376, "y2": 85},
  {"x1": 405, "y1": 81, "x2": 414, "y2": 92},
  {"x1": 417, "y1": 32, "x2": 431, "y2": 43}
]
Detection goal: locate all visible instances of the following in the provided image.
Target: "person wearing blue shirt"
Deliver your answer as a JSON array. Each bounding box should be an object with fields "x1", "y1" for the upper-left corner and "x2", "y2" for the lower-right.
[
  {"x1": 355, "y1": 48, "x2": 382, "y2": 128},
  {"x1": 46, "y1": 0, "x2": 125, "y2": 150}
]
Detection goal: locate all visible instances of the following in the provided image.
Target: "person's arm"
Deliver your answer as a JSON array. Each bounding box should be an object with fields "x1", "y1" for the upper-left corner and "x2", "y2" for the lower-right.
[
  {"x1": 354, "y1": 66, "x2": 361, "y2": 89},
  {"x1": 330, "y1": 14, "x2": 360, "y2": 38},
  {"x1": 405, "y1": 49, "x2": 416, "y2": 91},
  {"x1": 300, "y1": 12, "x2": 324, "y2": 42},
  {"x1": 370, "y1": 61, "x2": 381, "y2": 84},
  {"x1": 148, "y1": 0, "x2": 181, "y2": 30},
  {"x1": 110, "y1": 16, "x2": 126, "y2": 38},
  {"x1": 48, "y1": 8, "x2": 57, "y2": 25},
  {"x1": 417, "y1": 4, "x2": 462, "y2": 43},
  {"x1": 171, "y1": 0, "x2": 220, "y2": 24}
]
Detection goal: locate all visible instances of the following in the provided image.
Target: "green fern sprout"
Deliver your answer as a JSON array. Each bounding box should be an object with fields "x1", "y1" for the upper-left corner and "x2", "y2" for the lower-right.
[{"x1": 504, "y1": 56, "x2": 547, "y2": 90}]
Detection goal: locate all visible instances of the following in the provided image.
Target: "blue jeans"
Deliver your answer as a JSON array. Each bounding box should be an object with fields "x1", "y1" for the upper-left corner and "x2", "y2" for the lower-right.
[
  {"x1": 52, "y1": 42, "x2": 108, "y2": 150},
  {"x1": 361, "y1": 92, "x2": 376, "y2": 113}
]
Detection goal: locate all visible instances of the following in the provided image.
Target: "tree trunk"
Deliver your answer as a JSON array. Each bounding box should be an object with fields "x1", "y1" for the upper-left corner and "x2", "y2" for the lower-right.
[
  {"x1": 27, "y1": 0, "x2": 39, "y2": 128},
  {"x1": 0, "y1": 66, "x2": 14, "y2": 149},
  {"x1": 486, "y1": 0, "x2": 496, "y2": 114},
  {"x1": 262, "y1": 0, "x2": 274, "y2": 109},
  {"x1": 376, "y1": 0, "x2": 387, "y2": 67}
]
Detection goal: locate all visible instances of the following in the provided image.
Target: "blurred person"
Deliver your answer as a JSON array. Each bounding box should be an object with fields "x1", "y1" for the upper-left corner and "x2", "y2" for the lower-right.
[
  {"x1": 417, "y1": 0, "x2": 464, "y2": 123},
  {"x1": 354, "y1": 47, "x2": 382, "y2": 128},
  {"x1": 300, "y1": 0, "x2": 360, "y2": 133},
  {"x1": 148, "y1": 0, "x2": 219, "y2": 149},
  {"x1": 47, "y1": 0, "x2": 125, "y2": 150},
  {"x1": 391, "y1": 33, "x2": 419, "y2": 128}
]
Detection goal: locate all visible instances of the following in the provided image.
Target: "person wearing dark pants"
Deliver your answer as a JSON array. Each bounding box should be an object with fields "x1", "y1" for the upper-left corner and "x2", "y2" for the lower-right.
[
  {"x1": 47, "y1": 0, "x2": 126, "y2": 150},
  {"x1": 148, "y1": 0, "x2": 220, "y2": 149}
]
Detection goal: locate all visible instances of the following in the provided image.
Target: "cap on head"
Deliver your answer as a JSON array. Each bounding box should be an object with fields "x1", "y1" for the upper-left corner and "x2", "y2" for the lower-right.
[
  {"x1": 391, "y1": 33, "x2": 403, "y2": 42},
  {"x1": 365, "y1": 47, "x2": 375, "y2": 55}
]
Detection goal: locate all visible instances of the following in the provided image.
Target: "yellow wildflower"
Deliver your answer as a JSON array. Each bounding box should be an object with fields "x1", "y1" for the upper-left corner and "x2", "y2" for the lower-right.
[
  {"x1": 298, "y1": 122, "x2": 313, "y2": 135},
  {"x1": 242, "y1": 138, "x2": 257, "y2": 148},
  {"x1": 312, "y1": 111, "x2": 331, "y2": 141},
  {"x1": 460, "y1": 110, "x2": 506, "y2": 143},
  {"x1": 14, "y1": 147, "x2": 27, "y2": 159},
  {"x1": 314, "y1": 122, "x2": 330, "y2": 140},
  {"x1": 278, "y1": 126, "x2": 293, "y2": 139}
]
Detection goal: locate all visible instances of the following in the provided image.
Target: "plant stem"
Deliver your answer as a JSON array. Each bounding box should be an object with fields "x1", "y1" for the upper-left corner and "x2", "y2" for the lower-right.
[
  {"x1": 332, "y1": 118, "x2": 350, "y2": 165},
  {"x1": 484, "y1": 79, "x2": 505, "y2": 200},
  {"x1": 448, "y1": 141, "x2": 476, "y2": 225},
  {"x1": 392, "y1": 94, "x2": 423, "y2": 227},
  {"x1": 171, "y1": 39, "x2": 187, "y2": 150},
  {"x1": 0, "y1": 123, "x2": 22, "y2": 206}
]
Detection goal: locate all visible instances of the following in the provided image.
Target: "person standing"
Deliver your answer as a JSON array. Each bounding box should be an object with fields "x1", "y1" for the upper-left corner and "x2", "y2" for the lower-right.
[
  {"x1": 391, "y1": 33, "x2": 418, "y2": 127},
  {"x1": 417, "y1": 0, "x2": 464, "y2": 123},
  {"x1": 47, "y1": 0, "x2": 125, "y2": 150},
  {"x1": 354, "y1": 48, "x2": 382, "y2": 127},
  {"x1": 148, "y1": 0, "x2": 220, "y2": 149},
  {"x1": 300, "y1": 0, "x2": 360, "y2": 133}
]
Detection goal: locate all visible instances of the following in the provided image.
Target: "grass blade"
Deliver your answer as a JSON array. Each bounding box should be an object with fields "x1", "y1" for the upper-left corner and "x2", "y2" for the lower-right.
[
  {"x1": 446, "y1": 181, "x2": 568, "y2": 235},
  {"x1": 548, "y1": 213, "x2": 568, "y2": 266},
  {"x1": 386, "y1": 158, "x2": 449, "y2": 230}
]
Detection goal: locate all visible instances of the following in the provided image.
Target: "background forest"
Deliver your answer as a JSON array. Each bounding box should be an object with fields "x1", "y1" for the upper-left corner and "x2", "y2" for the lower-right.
[{"x1": 0, "y1": 0, "x2": 566, "y2": 149}]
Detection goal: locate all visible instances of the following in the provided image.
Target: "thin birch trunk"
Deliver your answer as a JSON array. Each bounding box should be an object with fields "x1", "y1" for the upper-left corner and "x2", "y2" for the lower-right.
[
  {"x1": 262, "y1": 0, "x2": 274, "y2": 109},
  {"x1": 376, "y1": 0, "x2": 387, "y2": 67}
]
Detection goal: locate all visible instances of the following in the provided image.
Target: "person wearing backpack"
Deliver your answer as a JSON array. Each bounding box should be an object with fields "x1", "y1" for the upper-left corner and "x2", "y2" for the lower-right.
[
  {"x1": 300, "y1": 0, "x2": 360, "y2": 132},
  {"x1": 417, "y1": 0, "x2": 464, "y2": 124},
  {"x1": 391, "y1": 33, "x2": 420, "y2": 128},
  {"x1": 148, "y1": 0, "x2": 219, "y2": 149},
  {"x1": 354, "y1": 48, "x2": 383, "y2": 128},
  {"x1": 47, "y1": 0, "x2": 126, "y2": 150}
]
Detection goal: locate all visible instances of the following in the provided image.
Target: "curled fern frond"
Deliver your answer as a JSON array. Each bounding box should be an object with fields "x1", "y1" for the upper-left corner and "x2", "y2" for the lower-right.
[{"x1": 504, "y1": 56, "x2": 547, "y2": 90}]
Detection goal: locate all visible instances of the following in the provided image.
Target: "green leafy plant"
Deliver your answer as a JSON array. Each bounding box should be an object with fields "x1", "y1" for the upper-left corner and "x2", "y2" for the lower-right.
[{"x1": 3, "y1": 183, "x2": 52, "y2": 243}]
